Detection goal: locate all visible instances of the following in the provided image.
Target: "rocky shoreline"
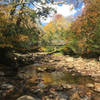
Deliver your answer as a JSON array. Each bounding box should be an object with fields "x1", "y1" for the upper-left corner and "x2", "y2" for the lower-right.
[
  {"x1": 6, "y1": 52, "x2": 100, "y2": 82},
  {"x1": 25, "y1": 52, "x2": 100, "y2": 81},
  {"x1": 0, "y1": 52, "x2": 100, "y2": 100}
]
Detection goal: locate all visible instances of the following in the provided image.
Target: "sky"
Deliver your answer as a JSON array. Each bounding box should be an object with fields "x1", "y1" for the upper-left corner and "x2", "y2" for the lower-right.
[
  {"x1": 41, "y1": 2, "x2": 84, "y2": 26},
  {"x1": 0, "y1": 0, "x2": 84, "y2": 26}
]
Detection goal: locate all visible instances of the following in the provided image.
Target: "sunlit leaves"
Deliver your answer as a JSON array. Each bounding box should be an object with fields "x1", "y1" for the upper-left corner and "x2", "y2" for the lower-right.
[
  {"x1": 42, "y1": 14, "x2": 71, "y2": 48},
  {"x1": 65, "y1": 0, "x2": 100, "y2": 55},
  {"x1": 44, "y1": 14, "x2": 71, "y2": 33},
  {"x1": 0, "y1": 4, "x2": 39, "y2": 51}
]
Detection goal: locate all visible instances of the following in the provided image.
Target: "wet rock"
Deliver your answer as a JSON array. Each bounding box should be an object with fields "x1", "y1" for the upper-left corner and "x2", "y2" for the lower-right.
[
  {"x1": 66, "y1": 57, "x2": 74, "y2": 62},
  {"x1": 69, "y1": 92, "x2": 91, "y2": 100},
  {"x1": 93, "y1": 77, "x2": 100, "y2": 82},
  {"x1": 16, "y1": 95, "x2": 36, "y2": 100},
  {"x1": 1, "y1": 83, "x2": 14, "y2": 90},
  {"x1": 69, "y1": 91, "x2": 82, "y2": 100},
  {"x1": 62, "y1": 83, "x2": 72, "y2": 89},
  {"x1": 94, "y1": 83, "x2": 100, "y2": 92},
  {"x1": 37, "y1": 82, "x2": 46, "y2": 88},
  {"x1": 37, "y1": 67, "x2": 47, "y2": 72},
  {"x1": 68, "y1": 88, "x2": 92, "y2": 100},
  {"x1": 83, "y1": 96, "x2": 91, "y2": 100},
  {"x1": 86, "y1": 83, "x2": 94, "y2": 88},
  {"x1": 0, "y1": 83, "x2": 14, "y2": 96}
]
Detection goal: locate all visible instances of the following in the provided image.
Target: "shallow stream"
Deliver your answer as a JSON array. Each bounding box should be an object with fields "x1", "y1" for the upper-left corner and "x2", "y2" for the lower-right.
[{"x1": 0, "y1": 64, "x2": 100, "y2": 100}]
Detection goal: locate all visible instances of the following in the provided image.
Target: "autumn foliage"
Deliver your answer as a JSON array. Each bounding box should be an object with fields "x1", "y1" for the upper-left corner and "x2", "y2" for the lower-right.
[
  {"x1": 41, "y1": 14, "x2": 70, "y2": 51},
  {"x1": 0, "y1": 4, "x2": 39, "y2": 52},
  {"x1": 65, "y1": 0, "x2": 100, "y2": 57}
]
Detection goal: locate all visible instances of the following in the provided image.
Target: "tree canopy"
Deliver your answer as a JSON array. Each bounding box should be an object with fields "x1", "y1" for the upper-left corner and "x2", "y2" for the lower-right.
[
  {"x1": 0, "y1": 3, "x2": 40, "y2": 52},
  {"x1": 65, "y1": 0, "x2": 100, "y2": 56},
  {"x1": 43, "y1": 14, "x2": 71, "y2": 45}
]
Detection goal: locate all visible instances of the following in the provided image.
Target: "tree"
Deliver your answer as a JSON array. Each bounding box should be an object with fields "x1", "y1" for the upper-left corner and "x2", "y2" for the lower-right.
[
  {"x1": 0, "y1": 0, "x2": 57, "y2": 65},
  {"x1": 65, "y1": 0, "x2": 100, "y2": 57},
  {"x1": 0, "y1": 0, "x2": 57, "y2": 50},
  {"x1": 41, "y1": 14, "x2": 71, "y2": 51},
  {"x1": 0, "y1": 0, "x2": 84, "y2": 20},
  {"x1": 0, "y1": 4, "x2": 41, "y2": 65},
  {"x1": 0, "y1": 4, "x2": 39, "y2": 51},
  {"x1": 0, "y1": 0, "x2": 84, "y2": 65}
]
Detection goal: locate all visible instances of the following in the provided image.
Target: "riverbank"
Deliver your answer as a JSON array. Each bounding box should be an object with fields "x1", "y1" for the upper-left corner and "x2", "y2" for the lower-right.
[
  {"x1": 7, "y1": 51, "x2": 100, "y2": 81},
  {"x1": 0, "y1": 52, "x2": 100, "y2": 100},
  {"x1": 27, "y1": 52, "x2": 100, "y2": 81}
]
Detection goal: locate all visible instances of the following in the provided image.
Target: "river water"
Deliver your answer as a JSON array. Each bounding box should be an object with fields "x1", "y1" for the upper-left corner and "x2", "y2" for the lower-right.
[{"x1": 0, "y1": 64, "x2": 100, "y2": 100}]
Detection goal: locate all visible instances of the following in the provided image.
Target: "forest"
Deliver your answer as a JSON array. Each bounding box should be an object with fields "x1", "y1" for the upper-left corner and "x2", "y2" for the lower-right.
[{"x1": 0, "y1": 0, "x2": 100, "y2": 100}]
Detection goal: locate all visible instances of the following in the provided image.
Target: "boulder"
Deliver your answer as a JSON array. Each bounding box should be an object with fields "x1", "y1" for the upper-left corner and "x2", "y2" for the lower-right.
[
  {"x1": 94, "y1": 83, "x2": 100, "y2": 92},
  {"x1": 16, "y1": 95, "x2": 36, "y2": 100},
  {"x1": 86, "y1": 83, "x2": 94, "y2": 88}
]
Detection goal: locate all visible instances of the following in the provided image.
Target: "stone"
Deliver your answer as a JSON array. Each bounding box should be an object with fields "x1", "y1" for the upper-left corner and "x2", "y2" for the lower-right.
[
  {"x1": 16, "y1": 95, "x2": 36, "y2": 100},
  {"x1": 66, "y1": 57, "x2": 74, "y2": 62},
  {"x1": 86, "y1": 83, "x2": 94, "y2": 88},
  {"x1": 83, "y1": 96, "x2": 91, "y2": 100},
  {"x1": 0, "y1": 83, "x2": 14, "y2": 94},
  {"x1": 62, "y1": 83, "x2": 72, "y2": 89},
  {"x1": 37, "y1": 82, "x2": 46, "y2": 88},
  {"x1": 56, "y1": 92, "x2": 68, "y2": 100},
  {"x1": 93, "y1": 77, "x2": 100, "y2": 82},
  {"x1": 69, "y1": 91, "x2": 82, "y2": 100},
  {"x1": 37, "y1": 67, "x2": 46, "y2": 72},
  {"x1": 1, "y1": 83, "x2": 14, "y2": 90},
  {"x1": 94, "y1": 83, "x2": 100, "y2": 92}
]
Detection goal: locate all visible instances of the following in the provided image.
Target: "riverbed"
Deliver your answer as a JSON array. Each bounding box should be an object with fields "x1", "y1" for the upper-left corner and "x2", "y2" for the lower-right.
[{"x1": 0, "y1": 62, "x2": 100, "y2": 100}]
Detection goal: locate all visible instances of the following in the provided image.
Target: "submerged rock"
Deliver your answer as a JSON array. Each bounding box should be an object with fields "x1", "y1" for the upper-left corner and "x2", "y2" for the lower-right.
[
  {"x1": 18, "y1": 65, "x2": 37, "y2": 80},
  {"x1": 56, "y1": 92, "x2": 68, "y2": 100}
]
